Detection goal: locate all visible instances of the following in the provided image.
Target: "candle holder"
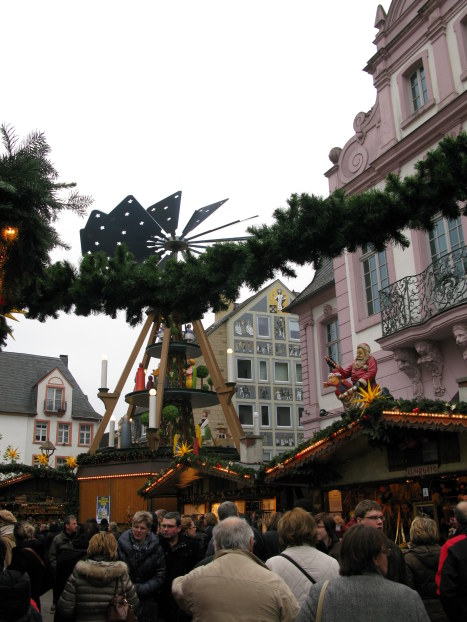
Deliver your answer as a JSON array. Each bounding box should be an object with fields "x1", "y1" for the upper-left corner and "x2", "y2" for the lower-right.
[
  {"x1": 98, "y1": 387, "x2": 109, "y2": 393},
  {"x1": 146, "y1": 427, "x2": 160, "y2": 452}
]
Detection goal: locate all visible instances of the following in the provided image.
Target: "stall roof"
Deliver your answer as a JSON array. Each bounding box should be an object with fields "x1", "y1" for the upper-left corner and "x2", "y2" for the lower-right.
[
  {"x1": 264, "y1": 409, "x2": 467, "y2": 482},
  {"x1": 141, "y1": 460, "x2": 255, "y2": 497}
]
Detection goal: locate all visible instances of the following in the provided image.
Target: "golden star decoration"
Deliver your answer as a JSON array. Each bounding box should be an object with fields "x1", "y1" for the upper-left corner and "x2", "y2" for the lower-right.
[
  {"x1": 65, "y1": 456, "x2": 78, "y2": 469},
  {"x1": 175, "y1": 441, "x2": 193, "y2": 458},
  {"x1": 354, "y1": 382, "x2": 382, "y2": 411},
  {"x1": 36, "y1": 453, "x2": 50, "y2": 466},
  {"x1": 7, "y1": 447, "x2": 20, "y2": 462}
]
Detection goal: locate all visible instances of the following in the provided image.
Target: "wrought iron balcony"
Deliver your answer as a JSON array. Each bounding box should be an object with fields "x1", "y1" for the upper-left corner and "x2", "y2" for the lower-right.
[
  {"x1": 44, "y1": 399, "x2": 67, "y2": 415},
  {"x1": 380, "y1": 245, "x2": 467, "y2": 337}
]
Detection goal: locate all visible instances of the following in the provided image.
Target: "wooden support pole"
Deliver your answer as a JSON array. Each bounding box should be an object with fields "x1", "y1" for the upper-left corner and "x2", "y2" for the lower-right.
[
  {"x1": 89, "y1": 312, "x2": 157, "y2": 455},
  {"x1": 192, "y1": 319, "x2": 244, "y2": 451}
]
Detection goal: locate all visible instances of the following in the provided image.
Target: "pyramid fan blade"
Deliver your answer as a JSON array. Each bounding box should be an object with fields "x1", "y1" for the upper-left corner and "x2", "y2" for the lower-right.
[
  {"x1": 180, "y1": 198, "x2": 228, "y2": 237},
  {"x1": 146, "y1": 191, "x2": 182, "y2": 237}
]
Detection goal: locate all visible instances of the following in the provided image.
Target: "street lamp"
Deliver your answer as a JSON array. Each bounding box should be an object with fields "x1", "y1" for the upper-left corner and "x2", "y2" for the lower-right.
[{"x1": 39, "y1": 440, "x2": 56, "y2": 461}]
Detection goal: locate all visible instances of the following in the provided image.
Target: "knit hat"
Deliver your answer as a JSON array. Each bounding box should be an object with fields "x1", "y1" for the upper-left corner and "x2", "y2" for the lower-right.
[{"x1": 0, "y1": 510, "x2": 17, "y2": 525}]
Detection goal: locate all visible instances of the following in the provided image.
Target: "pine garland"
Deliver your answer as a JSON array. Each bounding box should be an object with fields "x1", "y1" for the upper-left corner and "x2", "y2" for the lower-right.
[{"x1": 2, "y1": 130, "x2": 467, "y2": 342}]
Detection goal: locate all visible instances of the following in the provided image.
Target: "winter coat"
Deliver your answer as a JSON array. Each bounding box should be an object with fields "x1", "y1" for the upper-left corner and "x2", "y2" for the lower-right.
[
  {"x1": 9, "y1": 539, "x2": 46, "y2": 609},
  {"x1": 266, "y1": 544, "x2": 340, "y2": 606},
  {"x1": 0, "y1": 569, "x2": 40, "y2": 622},
  {"x1": 117, "y1": 529, "x2": 165, "y2": 599},
  {"x1": 296, "y1": 573, "x2": 430, "y2": 622},
  {"x1": 263, "y1": 530, "x2": 280, "y2": 559},
  {"x1": 48, "y1": 530, "x2": 76, "y2": 573},
  {"x1": 404, "y1": 544, "x2": 447, "y2": 622},
  {"x1": 172, "y1": 548, "x2": 299, "y2": 622},
  {"x1": 57, "y1": 558, "x2": 139, "y2": 622},
  {"x1": 440, "y1": 536, "x2": 467, "y2": 621}
]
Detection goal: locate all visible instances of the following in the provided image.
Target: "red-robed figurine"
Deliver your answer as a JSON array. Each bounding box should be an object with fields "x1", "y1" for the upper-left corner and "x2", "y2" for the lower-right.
[{"x1": 325, "y1": 342, "x2": 378, "y2": 402}]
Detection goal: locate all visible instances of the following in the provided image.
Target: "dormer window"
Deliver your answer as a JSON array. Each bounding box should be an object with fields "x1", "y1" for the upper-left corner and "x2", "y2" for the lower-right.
[
  {"x1": 44, "y1": 378, "x2": 67, "y2": 415},
  {"x1": 410, "y1": 66, "x2": 428, "y2": 112}
]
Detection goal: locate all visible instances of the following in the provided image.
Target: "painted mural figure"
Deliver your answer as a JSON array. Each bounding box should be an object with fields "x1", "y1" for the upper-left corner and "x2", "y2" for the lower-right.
[
  {"x1": 274, "y1": 288, "x2": 286, "y2": 311},
  {"x1": 325, "y1": 342, "x2": 378, "y2": 406}
]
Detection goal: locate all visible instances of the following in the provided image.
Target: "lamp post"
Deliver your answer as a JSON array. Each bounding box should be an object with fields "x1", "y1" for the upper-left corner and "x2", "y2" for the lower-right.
[{"x1": 39, "y1": 440, "x2": 56, "y2": 463}]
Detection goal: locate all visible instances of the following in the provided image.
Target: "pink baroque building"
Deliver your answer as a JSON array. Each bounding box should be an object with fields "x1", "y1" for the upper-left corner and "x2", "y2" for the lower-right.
[{"x1": 289, "y1": 0, "x2": 467, "y2": 437}]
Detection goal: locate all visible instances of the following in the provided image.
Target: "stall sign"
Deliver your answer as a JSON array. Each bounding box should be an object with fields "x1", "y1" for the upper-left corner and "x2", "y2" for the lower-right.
[
  {"x1": 96, "y1": 496, "x2": 111, "y2": 523},
  {"x1": 407, "y1": 464, "x2": 439, "y2": 477}
]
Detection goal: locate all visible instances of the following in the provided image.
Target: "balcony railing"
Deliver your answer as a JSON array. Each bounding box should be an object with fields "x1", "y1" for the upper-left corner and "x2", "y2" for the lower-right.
[
  {"x1": 380, "y1": 245, "x2": 467, "y2": 337},
  {"x1": 44, "y1": 400, "x2": 67, "y2": 415}
]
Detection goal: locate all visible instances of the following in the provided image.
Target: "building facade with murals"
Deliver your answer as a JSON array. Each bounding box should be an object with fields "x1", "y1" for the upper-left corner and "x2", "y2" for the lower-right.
[
  {"x1": 194, "y1": 279, "x2": 304, "y2": 461},
  {"x1": 270, "y1": 0, "x2": 467, "y2": 535}
]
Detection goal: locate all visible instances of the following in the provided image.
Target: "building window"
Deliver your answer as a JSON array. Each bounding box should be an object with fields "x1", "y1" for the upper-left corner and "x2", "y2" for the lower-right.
[
  {"x1": 295, "y1": 363, "x2": 302, "y2": 383},
  {"x1": 57, "y1": 423, "x2": 71, "y2": 445},
  {"x1": 410, "y1": 65, "x2": 428, "y2": 112},
  {"x1": 238, "y1": 404, "x2": 253, "y2": 426},
  {"x1": 288, "y1": 319, "x2": 300, "y2": 340},
  {"x1": 258, "y1": 360, "x2": 269, "y2": 382},
  {"x1": 32, "y1": 455, "x2": 42, "y2": 466},
  {"x1": 298, "y1": 407, "x2": 304, "y2": 427},
  {"x1": 274, "y1": 361, "x2": 289, "y2": 383},
  {"x1": 276, "y1": 405, "x2": 291, "y2": 427},
  {"x1": 429, "y1": 216, "x2": 465, "y2": 260},
  {"x1": 257, "y1": 316, "x2": 270, "y2": 338},
  {"x1": 34, "y1": 421, "x2": 48, "y2": 443},
  {"x1": 325, "y1": 319, "x2": 341, "y2": 362},
  {"x1": 79, "y1": 424, "x2": 92, "y2": 446},
  {"x1": 237, "y1": 358, "x2": 253, "y2": 380},
  {"x1": 263, "y1": 451, "x2": 271, "y2": 462},
  {"x1": 260, "y1": 404, "x2": 270, "y2": 427},
  {"x1": 361, "y1": 243, "x2": 389, "y2": 316},
  {"x1": 45, "y1": 386, "x2": 64, "y2": 412},
  {"x1": 55, "y1": 457, "x2": 68, "y2": 468}
]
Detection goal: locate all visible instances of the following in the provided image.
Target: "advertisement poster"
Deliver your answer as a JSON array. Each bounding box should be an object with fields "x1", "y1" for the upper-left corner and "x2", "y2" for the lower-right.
[{"x1": 96, "y1": 496, "x2": 111, "y2": 523}]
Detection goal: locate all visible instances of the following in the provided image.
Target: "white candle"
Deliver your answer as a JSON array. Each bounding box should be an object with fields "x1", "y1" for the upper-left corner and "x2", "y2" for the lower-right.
[
  {"x1": 253, "y1": 411, "x2": 260, "y2": 435},
  {"x1": 109, "y1": 420, "x2": 115, "y2": 447},
  {"x1": 226, "y1": 348, "x2": 234, "y2": 382},
  {"x1": 101, "y1": 355, "x2": 108, "y2": 389},
  {"x1": 149, "y1": 389, "x2": 157, "y2": 428}
]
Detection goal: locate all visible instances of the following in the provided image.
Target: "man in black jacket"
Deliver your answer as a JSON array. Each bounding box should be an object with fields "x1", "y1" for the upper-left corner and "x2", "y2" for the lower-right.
[
  {"x1": 440, "y1": 535, "x2": 467, "y2": 621},
  {"x1": 158, "y1": 511, "x2": 203, "y2": 622}
]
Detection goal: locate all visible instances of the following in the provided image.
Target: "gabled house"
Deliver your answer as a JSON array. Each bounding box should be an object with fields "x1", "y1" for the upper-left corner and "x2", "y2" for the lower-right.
[{"x1": 0, "y1": 352, "x2": 101, "y2": 466}]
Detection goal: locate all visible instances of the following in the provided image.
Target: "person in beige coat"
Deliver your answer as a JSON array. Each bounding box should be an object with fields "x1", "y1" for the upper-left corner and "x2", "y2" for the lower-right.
[{"x1": 172, "y1": 516, "x2": 299, "y2": 622}]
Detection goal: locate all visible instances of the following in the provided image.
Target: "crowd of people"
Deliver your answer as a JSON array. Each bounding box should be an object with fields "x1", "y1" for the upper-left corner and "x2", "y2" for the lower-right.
[{"x1": 0, "y1": 499, "x2": 467, "y2": 621}]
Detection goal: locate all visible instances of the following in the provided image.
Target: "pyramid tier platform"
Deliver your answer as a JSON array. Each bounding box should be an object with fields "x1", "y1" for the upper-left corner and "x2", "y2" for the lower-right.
[
  {"x1": 146, "y1": 341, "x2": 202, "y2": 360},
  {"x1": 125, "y1": 388, "x2": 219, "y2": 409}
]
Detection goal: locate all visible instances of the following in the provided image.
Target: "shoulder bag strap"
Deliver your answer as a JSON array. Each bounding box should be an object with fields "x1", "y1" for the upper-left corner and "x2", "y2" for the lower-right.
[
  {"x1": 23, "y1": 547, "x2": 45, "y2": 567},
  {"x1": 316, "y1": 579, "x2": 330, "y2": 622},
  {"x1": 119, "y1": 575, "x2": 127, "y2": 599},
  {"x1": 280, "y1": 553, "x2": 316, "y2": 584}
]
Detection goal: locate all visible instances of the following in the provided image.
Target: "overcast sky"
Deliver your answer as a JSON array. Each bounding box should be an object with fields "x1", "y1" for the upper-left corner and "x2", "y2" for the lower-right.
[{"x1": 3, "y1": 1, "x2": 379, "y2": 418}]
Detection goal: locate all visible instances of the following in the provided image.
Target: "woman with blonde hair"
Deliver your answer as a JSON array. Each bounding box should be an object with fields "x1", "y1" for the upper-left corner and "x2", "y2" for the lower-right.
[
  {"x1": 57, "y1": 531, "x2": 139, "y2": 622},
  {"x1": 266, "y1": 507, "x2": 339, "y2": 605},
  {"x1": 404, "y1": 515, "x2": 447, "y2": 621}
]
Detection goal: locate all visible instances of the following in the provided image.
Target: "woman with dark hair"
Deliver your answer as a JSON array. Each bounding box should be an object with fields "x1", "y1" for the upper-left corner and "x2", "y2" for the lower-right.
[
  {"x1": 9, "y1": 521, "x2": 45, "y2": 611},
  {"x1": 297, "y1": 524, "x2": 430, "y2": 621},
  {"x1": 404, "y1": 516, "x2": 447, "y2": 621},
  {"x1": 263, "y1": 512, "x2": 282, "y2": 559},
  {"x1": 266, "y1": 508, "x2": 339, "y2": 605},
  {"x1": 57, "y1": 532, "x2": 138, "y2": 622},
  {"x1": 314, "y1": 512, "x2": 340, "y2": 558}
]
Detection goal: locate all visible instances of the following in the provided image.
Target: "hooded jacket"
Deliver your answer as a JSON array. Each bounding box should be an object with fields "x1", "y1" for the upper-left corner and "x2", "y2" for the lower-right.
[{"x1": 57, "y1": 559, "x2": 139, "y2": 622}]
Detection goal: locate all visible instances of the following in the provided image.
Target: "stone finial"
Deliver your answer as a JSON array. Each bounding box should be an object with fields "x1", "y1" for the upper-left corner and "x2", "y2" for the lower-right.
[
  {"x1": 328, "y1": 147, "x2": 342, "y2": 165},
  {"x1": 374, "y1": 5, "x2": 387, "y2": 30}
]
